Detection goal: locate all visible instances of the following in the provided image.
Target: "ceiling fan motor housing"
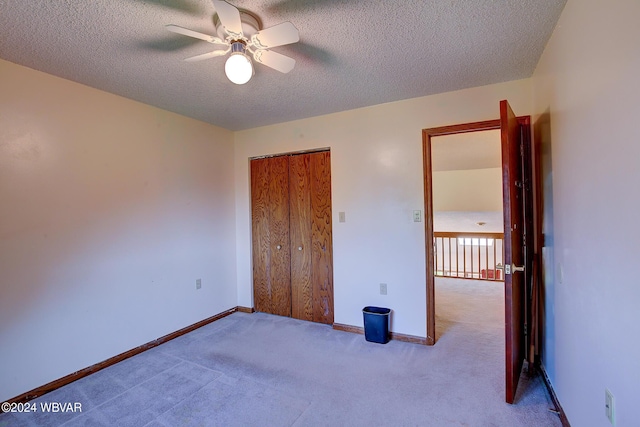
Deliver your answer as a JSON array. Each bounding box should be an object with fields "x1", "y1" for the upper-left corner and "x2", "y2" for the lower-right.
[{"x1": 215, "y1": 11, "x2": 260, "y2": 41}]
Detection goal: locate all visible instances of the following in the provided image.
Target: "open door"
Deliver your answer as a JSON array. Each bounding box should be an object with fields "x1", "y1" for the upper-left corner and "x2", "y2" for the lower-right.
[
  {"x1": 422, "y1": 104, "x2": 533, "y2": 403},
  {"x1": 500, "y1": 100, "x2": 530, "y2": 404}
]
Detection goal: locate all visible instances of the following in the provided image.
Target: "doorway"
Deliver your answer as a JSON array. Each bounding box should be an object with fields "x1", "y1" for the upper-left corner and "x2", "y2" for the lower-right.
[
  {"x1": 423, "y1": 119, "x2": 506, "y2": 346},
  {"x1": 430, "y1": 130, "x2": 505, "y2": 341},
  {"x1": 422, "y1": 102, "x2": 533, "y2": 404}
]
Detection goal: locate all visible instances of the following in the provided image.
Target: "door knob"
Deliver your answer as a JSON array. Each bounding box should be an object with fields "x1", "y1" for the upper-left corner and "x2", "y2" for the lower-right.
[
  {"x1": 298, "y1": 246, "x2": 303, "y2": 251},
  {"x1": 505, "y1": 264, "x2": 524, "y2": 274},
  {"x1": 512, "y1": 264, "x2": 525, "y2": 272},
  {"x1": 276, "y1": 245, "x2": 282, "y2": 250}
]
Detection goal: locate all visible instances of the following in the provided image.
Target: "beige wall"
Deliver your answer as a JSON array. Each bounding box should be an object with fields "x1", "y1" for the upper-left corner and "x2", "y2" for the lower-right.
[
  {"x1": 432, "y1": 168, "x2": 503, "y2": 212},
  {"x1": 0, "y1": 59, "x2": 237, "y2": 402},
  {"x1": 234, "y1": 79, "x2": 532, "y2": 338},
  {"x1": 532, "y1": 0, "x2": 640, "y2": 425}
]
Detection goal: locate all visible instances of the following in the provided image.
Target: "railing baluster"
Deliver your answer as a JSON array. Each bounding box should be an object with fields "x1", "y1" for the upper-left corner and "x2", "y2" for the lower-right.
[
  {"x1": 448, "y1": 237, "x2": 452, "y2": 276},
  {"x1": 434, "y1": 236, "x2": 438, "y2": 276},
  {"x1": 484, "y1": 239, "x2": 489, "y2": 280},
  {"x1": 493, "y1": 239, "x2": 497, "y2": 280},
  {"x1": 455, "y1": 237, "x2": 459, "y2": 278},
  {"x1": 463, "y1": 237, "x2": 467, "y2": 278},
  {"x1": 441, "y1": 236, "x2": 445, "y2": 276}
]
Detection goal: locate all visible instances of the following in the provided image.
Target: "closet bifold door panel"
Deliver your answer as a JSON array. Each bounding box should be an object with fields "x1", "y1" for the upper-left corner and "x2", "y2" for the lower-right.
[
  {"x1": 309, "y1": 151, "x2": 333, "y2": 324},
  {"x1": 289, "y1": 154, "x2": 313, "y2": 321},
  {"x1": 250, "y1": 151, "x2": 333, "y2": 325},
  {"x1": 251, "y1": 156, "x2": 292, "y2": 317}
]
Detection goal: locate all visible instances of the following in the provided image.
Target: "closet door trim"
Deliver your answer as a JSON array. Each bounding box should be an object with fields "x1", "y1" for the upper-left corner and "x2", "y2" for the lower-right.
[{"x1": 250, "y1": 147, "x2": 330, "y2": 161}]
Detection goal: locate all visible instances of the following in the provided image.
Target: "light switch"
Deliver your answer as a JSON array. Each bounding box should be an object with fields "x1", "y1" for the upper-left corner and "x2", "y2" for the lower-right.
[
  {"x1": 380, "y1": 283, "x2": 387, "y2": 295},
  {"x1": 339, "y1": 212, "x2": 346, "y2": 223}
]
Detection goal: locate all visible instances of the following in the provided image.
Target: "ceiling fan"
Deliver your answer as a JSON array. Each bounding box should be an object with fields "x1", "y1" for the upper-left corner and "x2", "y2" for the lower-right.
[{"x1": 166, "y1": 0, "x2": 299, "y2": 84}]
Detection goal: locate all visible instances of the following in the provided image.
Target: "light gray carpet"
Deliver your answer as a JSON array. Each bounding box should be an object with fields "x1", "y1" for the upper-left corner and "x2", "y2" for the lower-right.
[{"x1": 1, "y1": 280, "x2": 562, "y2": 426}]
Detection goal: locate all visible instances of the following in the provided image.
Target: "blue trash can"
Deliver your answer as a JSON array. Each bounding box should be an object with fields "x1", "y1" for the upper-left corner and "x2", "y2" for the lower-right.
[{"x1": 362, "y1": 306, "x2": 391, "y2": 344}]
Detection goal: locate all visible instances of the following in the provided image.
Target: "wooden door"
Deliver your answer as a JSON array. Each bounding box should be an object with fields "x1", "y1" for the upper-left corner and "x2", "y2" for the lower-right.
[
  {"x1": 289, "y1": 154, "x2": 313, "y2": 320},
  {"x1": 251, "y1": 151, "x2": 333, "y2": 325},
  {"x1": 251, "y1": 156, "x2": 292, "y2": 317},
  {"x1": 309, "y1": 151, "x2": 334, "y2": 324},
  {"x1": 500, "y1": 100, "x2": 528, "y2": 404}
]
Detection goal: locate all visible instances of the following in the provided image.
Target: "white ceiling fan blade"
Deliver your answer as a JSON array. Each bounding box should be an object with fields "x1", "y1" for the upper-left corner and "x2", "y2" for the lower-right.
[
  {"x1": 184, "y1": 49, "x2": 229, "y2": 62},
  {"x1": 166, "y1": 24, "x2": 225, "y2": 45},
  {"x1": 212, "y1": 0, "x2": 243, "y2": 39},
  {"x1": 250, "y1": 22, "x2": 299, "y2": 49},
  {"x1": 253, "y1": 49, "x2": 296, "y2": 74}
]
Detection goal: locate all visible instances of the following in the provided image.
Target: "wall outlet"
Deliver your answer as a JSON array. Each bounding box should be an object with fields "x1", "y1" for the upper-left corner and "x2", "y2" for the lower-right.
[
  {"x1": 413, "y1": 210, "x2": 422, "y2": 222},
  {"x1": 605, "y1": 388, "x2": 615, "y2": 425},
  {"x1": 380, "y1": 283, "x2": 387, "y2": 295},
  {"x1": 196, "y1": 279, "x2": 202, "y2": 290}
]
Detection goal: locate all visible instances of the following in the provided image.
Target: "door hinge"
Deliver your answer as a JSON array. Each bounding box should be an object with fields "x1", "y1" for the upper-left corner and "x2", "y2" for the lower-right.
[{"x1": 524, "y1": 323, "x2": 528, "y2": 336}]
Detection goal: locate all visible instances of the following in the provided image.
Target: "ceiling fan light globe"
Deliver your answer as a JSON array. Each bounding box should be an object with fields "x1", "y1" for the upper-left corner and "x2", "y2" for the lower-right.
[{"x1": 225, "y1": 53, "x2": 253, "y2": 85}]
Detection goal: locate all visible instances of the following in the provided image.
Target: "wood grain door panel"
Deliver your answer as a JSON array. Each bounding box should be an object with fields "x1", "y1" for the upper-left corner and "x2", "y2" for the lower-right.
[
  {"x1": 268, "y1": 156, "x2": 292, "y2": 317},
  {"x1": 251, "y1": 158, "x2": 272, "y2": 314},
  {"x1": 501, "y1": 100, "x2": 526, "y2": 404},
  {"x1": 310, "y1": 151, "x2": 334, "y2": 325},
  {"x1": 289, "y1": 154, "x2": 313, "y2": 321}
]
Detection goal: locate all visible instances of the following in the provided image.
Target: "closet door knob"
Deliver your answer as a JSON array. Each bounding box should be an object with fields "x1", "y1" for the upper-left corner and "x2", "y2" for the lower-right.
[
  {"x1": 276, "y1": 245, "x2": 282, "y2": 250},
  {"x1": 298, "y1": 246, "x2": 303, "y2": 251}
]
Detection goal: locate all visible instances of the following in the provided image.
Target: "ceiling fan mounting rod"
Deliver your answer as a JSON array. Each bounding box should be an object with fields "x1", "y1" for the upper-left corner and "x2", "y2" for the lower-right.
[{"x1": 230, "y1": 40, "x2": 247, "y2": 53}]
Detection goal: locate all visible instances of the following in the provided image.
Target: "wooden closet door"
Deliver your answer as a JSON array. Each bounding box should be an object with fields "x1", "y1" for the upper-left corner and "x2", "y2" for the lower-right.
[
  {"x1": 251, "y1": 158, "x2": 271, "y2": 314},
  {"x1": 268, "y1": 156, "x2": 292, "y2": 317},
  {"x1": 289, "y1": 154, "x2": 313, "y2": 321},
  {"x1": 310, "y1": 151, "x2": 334, "y2": 324},
  {"x1": 251, "y1": 157, "x2": 292, "y2": 317},
  {"x1": 251, "y1": 152, "x2": 333, "y2": 325}
]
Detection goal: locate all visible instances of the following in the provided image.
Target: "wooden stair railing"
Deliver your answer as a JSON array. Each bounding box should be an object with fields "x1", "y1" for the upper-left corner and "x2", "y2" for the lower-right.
[{"x1": 434, "y1": 232, "x2": 505, "y2": 281}]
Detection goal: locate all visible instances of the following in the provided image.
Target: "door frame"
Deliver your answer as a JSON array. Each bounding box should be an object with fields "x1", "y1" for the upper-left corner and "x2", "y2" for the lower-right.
[{"x1": 422, "y1": 117, "x2": 530, "y2": 345}]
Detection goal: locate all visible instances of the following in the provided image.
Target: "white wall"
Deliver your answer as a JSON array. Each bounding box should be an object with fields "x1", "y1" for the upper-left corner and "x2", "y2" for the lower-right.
[
  {"x1": 433, "y1": 211, "x2": 504, "y2": 234},
  {"x1": 0, "y1": 60, "x2": 237, "y2": 402},
  {"x1": 432, "y1": 168, "x2": 503, "y2": 212},
  {"x1": 235, "y1": 79, "x2": 532, "y2": 338},
  {"x1": 531, "y1": 1, "x2": 640, "y2": 425}
]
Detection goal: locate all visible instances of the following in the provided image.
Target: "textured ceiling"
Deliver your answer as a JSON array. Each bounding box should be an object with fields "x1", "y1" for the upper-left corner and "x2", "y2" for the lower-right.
[{"x1": 0, "y1": 0, "x2": 566, "y2": 131}]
